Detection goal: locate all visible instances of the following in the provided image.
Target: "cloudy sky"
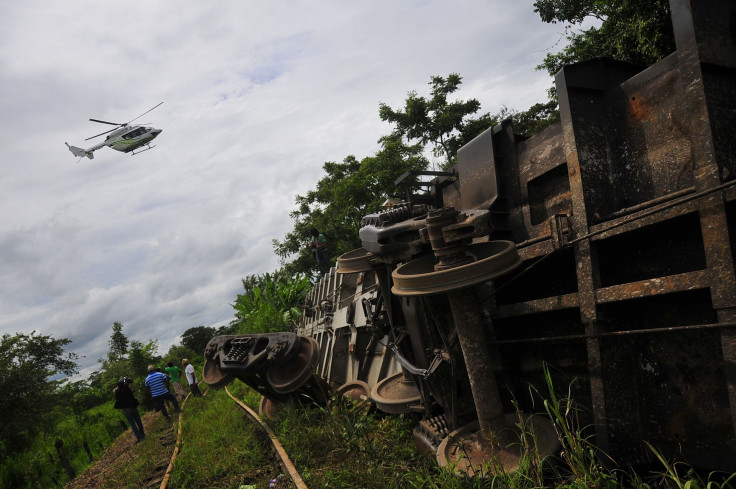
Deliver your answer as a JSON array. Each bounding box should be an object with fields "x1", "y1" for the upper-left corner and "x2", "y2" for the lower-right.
[{"x1": 0, "y1": 1, "x2": 569, "y2": 378}]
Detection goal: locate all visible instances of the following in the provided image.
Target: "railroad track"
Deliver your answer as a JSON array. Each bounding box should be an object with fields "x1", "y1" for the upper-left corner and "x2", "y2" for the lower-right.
[
  {"x1": 225, "y1": 387, "x2": 308, "y2": 489},
  {"x1": 157, "y1": 386, "x2": 307, "y2": 489}
]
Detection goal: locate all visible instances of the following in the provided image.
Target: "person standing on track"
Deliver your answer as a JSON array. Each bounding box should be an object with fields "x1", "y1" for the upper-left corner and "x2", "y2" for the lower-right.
[
  {"x1": 144, "y1": 365, "x2": 180, "y2": 421},
  {"x1": 182, "y1": 358, "x2": 202, "y2": 397}
]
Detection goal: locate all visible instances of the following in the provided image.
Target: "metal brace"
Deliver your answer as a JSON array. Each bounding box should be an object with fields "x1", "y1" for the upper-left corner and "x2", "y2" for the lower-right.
[{"x1": 388, "y1": 334, "x2": 447, "y2": 380}]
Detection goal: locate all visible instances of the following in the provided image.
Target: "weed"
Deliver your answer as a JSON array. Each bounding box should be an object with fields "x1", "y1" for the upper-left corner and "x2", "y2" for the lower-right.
[{"x1": 533, "y1": 363, "x2": 618, "y2": 489}]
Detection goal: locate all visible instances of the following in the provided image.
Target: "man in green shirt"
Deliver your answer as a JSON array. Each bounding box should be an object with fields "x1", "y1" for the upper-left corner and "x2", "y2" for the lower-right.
[
  {"x1": 308, "y1": 227, "x2": 329, "y2": 276},
  {"x1": 165, "y1": 361, "x2": 185, "y2": 399}
]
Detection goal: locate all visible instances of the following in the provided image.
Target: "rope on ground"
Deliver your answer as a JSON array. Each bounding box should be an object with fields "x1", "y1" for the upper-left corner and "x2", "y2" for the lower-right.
[
  {"x1": 159, "y1": 391, "x2": 191, "y2": 489},
  {"x1": 225, "y1": 387, "x2": 308, "y2": 489}
]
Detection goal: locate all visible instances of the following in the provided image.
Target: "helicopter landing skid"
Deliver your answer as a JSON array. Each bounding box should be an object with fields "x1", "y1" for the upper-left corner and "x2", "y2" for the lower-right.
[{"x1": 130, "y1": 144, "x2": 156, "y2": 156}]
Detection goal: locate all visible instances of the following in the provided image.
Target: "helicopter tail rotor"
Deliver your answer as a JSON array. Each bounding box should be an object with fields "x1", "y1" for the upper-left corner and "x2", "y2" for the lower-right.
[{"x1": 66, "y1": 142, "x2": 94, "y2": 160}]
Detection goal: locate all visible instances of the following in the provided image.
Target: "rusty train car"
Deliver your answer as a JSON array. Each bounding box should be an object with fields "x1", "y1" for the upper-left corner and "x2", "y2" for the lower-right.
[{"x1": 204, "y1": 0, "x2": 736, "y2": 473}]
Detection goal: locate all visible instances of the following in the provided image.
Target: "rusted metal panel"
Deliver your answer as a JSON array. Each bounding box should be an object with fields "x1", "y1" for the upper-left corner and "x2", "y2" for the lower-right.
[
  {"x1": 496, "y1": 293, "x2": 580, "y2": 319},
  {"x1": 443, "y1": 127, "x2": 499, "y2": 211},
  {"x1": 595, "y1": 270, "x2": 710, "y2": 303},
  {"x1": 516, "y1": 238, "x2": 555, "y2": 260}
]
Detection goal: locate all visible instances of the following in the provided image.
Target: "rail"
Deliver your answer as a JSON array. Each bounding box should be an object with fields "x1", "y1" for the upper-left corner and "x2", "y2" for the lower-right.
[
  {"x1": 156, "y1": 383, "x2": 306, "y2": 488},
  {"x1": 159, "y1": 391, "x2": 190, "y2": 489},
  {"x1": 225, "y1": 387, "x2": 308, "y2": 489}
]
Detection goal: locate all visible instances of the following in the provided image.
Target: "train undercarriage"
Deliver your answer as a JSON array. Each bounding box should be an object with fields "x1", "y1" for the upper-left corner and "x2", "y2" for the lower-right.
[{"x1": 204, "y1": 0, "x2": 736, "y2": 474}]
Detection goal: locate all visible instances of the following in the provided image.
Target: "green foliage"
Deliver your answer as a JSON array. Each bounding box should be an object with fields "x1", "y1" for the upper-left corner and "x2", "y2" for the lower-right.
[
  {"x1": 0, "y1": 401, "x2": 125, "y2": 488},
  {"x1": 127, "y1": 339, "x2": 160, "y2": 379},
  {"x1": 179, "y1": 325, "x2": 217, "y2": 356},
  {"x1": 498, "y1": 100, "x2": 561, "y2": 138},
  {"x1": 535, "y1": 363, "x2": 618, "y2": 488},
  {"x1": 164, "y1": 343, "x2": 198, "y2": 364},
  {"x1": 271, "y1": 393, "x2": 428, "y2": 488},
  {"x1": 534, "y1": 0, "x2": 675, "y2": 77},
  {"x1": 0, "y1": 331, "x2": 78, "y2": 458},
  {"x1": 379, "y1": 73, "x2": 493, "y2": 168},
  {"x1": 168, "y1": 390, "x2": 276, "y2": 488},
  {"x1": 108, "y1": 321, "x2": 128, "y2": 361},
  {"x1": 640, "y1": 442, "x2": 736, "y2": 489},
  {"x1": 231, "y1": 271, "x2": 312, "y2": 334},
  {"x1": 273, "y1": 134, "x2": 428, "y2": 276}
]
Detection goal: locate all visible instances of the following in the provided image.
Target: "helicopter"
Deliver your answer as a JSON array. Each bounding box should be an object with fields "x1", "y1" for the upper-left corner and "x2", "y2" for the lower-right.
[{"x1": 66, "y1": 102, "x2": 163, "y2": 159}]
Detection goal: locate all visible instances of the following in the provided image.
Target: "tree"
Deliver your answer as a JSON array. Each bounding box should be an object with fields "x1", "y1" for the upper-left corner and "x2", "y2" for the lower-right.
[
  {"x1": 379, "y1": 74, "x2": 493, "y2": 168},
  {"x1": 495, "y1": 101, "x2": 561, "y2": 138},
  {"x1": 108, "y1": 321, "x2": 129, "y2": 360},
  {"x1": 165, "y1": 344, "x2": 198, "y2": 364},
  {"x1": 0, "y1": 332, "x2": 78, "y2": 457},
  {"x1": 534, "y1": 0, "x2": 675, "y2": 77},
  {"x1": 128, "y1": 339, "x2": 160, "y2": 379},
  {"x1": 273, "y1": 134, "x2": 428, "y2": 276},
  {"x1": 180, "y1": 326, "x2": 217, "y2": 356},
  {"x1": 232, "y1": 271, "x2": 313, "y2": 334}
]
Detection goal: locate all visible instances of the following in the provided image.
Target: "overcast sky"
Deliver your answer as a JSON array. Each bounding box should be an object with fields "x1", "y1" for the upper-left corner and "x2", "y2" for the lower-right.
[{"x1": 0, "y1": 1, "x2": 570, "y2": 379}]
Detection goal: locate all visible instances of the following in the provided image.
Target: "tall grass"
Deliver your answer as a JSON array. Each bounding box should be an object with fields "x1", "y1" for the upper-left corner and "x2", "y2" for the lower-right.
[
  {"x1": 14, "y1": 365, "x2": 734, "y2": 488},
  {"x1": 240, "y1": 364, "x2": 736, "y2": 489},
  {"x1": 635, "y1": 442, "x2": 736, "y2": 489},
  {"x1": 167, "y1": 389, "x2": 278, "y2": 489},
  {"x1": 268, "y1": 392, "x2": 432, "y2": 488},
  {"x1": 533, "y1": 363, "x2": 618, "y2": 488}
]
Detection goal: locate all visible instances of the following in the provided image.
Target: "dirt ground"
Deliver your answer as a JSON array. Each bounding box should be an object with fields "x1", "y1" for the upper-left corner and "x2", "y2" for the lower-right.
[{"x1": 65, "y1": 410, "x2": 177, "y2": 489}]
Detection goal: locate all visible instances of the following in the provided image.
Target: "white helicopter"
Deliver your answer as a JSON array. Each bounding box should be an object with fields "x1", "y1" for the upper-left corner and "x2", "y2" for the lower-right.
[{"x1": 66, "y1": 102, "x2": 163, "y2": 159}]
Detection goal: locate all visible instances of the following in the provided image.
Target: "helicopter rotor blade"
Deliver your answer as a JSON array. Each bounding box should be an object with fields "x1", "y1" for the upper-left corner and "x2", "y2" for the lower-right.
[
  {"x1": 127, "y1": 102, "x2": 163, "y2": 124},
  {"x1": 89, "y1": 118, "x2": 124, "y2": 126},
  {"x1": 85, "y1": 126, "x2": 119, "y2": 140}
]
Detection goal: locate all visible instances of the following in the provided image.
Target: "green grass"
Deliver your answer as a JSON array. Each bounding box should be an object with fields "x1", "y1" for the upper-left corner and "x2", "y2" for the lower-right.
[
  {"x1": 219, "y1": 366, "x2": 736, "y2": 489},
  {"x1": 167, "y1": 389, "x2": 279, "y2": 489},
  {"x1": 270, "y1": 396, "x2": 430, "y2": 488},
  {"x1": 8, "y1": 368, "x2": 736, "y2": 489}
]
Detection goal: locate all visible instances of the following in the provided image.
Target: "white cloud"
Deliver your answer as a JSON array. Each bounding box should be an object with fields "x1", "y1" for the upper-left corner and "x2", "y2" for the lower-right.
[{"x1": 0, "y1": 0, "x2": 567, "y2": 376}]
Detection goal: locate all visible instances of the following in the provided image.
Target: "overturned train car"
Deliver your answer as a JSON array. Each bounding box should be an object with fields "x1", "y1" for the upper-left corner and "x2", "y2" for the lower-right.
[{"x1": 204, "y1": 0, "x2": 736, "y2": 473}]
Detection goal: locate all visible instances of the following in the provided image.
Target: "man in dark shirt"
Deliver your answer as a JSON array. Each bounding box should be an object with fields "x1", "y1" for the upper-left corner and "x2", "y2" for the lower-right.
[{"x1": 113, "y1": 377, "x2": 145, "y2": 442}]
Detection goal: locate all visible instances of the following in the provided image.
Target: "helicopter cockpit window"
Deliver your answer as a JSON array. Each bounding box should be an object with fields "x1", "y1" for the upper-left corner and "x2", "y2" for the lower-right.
[{"x1": 122, "y1": 128, "x2": 146, "y2": 139}]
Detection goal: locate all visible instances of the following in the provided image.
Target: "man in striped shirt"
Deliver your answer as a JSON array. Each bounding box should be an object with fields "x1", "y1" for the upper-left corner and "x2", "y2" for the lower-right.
[{"x1": 144, "y1": 365, "x2": 180, "y2": 421}]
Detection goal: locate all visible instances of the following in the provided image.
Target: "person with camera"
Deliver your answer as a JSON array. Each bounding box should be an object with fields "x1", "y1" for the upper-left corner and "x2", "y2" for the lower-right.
[{"x1": 113, "y1": 376, "x2": 145, "y2": 443}]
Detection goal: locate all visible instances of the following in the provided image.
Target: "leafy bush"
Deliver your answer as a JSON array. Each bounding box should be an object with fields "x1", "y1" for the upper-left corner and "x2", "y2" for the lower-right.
[
  {"x1": 0, "y1": 402, "x2": 125, "y2": 488},
  {"x1": 231, "y1": 271, "x2": 312, "y2": 334}
]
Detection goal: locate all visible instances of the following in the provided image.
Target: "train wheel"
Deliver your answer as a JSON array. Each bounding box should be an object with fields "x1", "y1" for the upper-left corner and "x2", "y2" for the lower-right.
[
  {"x1": 336, "y1": 380, "x2": 371, "y2": 402},
  {"x1": 202, "y1": 358, "x2": 234, "y2": 389},
  {"x1": 436, "y1": 414, "x2": 559, "y2": 476},
  {"x1": 336, "y1": 247, "x2": 375, "y2": 273},
  {"x1": 266, "y1": 336, "x2": 320, "y2": 394},
  {"x1": 259, "y1": 396, "x2": 283, "y2": 421},
  {"x1": 371, "y1": 371, "x2": 423, "y2": 414},
  {"x1": 391, "y1": 241, "x2": 521, "y2": 295}
]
